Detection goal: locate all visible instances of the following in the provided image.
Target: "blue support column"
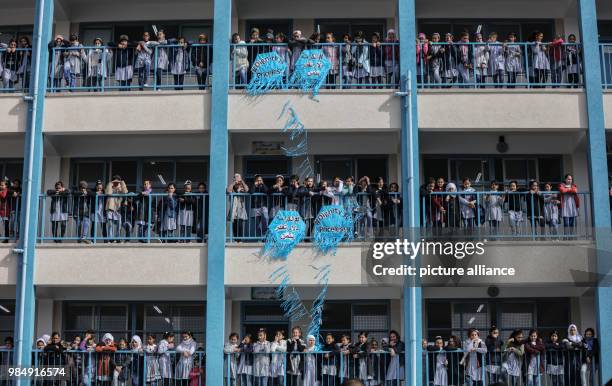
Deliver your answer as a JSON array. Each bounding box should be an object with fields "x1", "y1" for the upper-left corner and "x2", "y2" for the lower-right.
[
  {"x1": 577, "y1": 0, "x2": 612, "y2": 384},
  {"x1": 13, "y1": 0, "x2": 53, "y2": 377},
  {"x1": 205, "y1": 0, "x2": 231, "y2": 383},
  {"x1": 398, "y1": 0, "x2": 422, "y2": 385}
]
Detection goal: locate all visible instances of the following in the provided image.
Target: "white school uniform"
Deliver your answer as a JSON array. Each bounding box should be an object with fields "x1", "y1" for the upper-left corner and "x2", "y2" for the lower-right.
[
  {"x1": 505, "y1": 44, "x2": 523, "y2": 73},
  {"x1": 253, "y1": 340, "x2": 271, "y2": 377}
]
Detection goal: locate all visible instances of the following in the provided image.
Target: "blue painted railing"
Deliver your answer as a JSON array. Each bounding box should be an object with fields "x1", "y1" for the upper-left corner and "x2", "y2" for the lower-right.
[
  {"x1": 600, "y1": 43, "x2": 612, "y2": 89},
  {"x1": 422, "y1": 191, "x2": 591, "y2": 240},
  {"x1": 0, "y1": 346, "x2": 601, "y2": 386},
  {"x1": 0, "y1": 47, "x2": 32, "y2": 92},
  {"x1": 227, "y1": 192, "x2": 402, "y2": 242},
  {"x1": 417, "y1": 42, "x2": 584, "y2": 88},
  {"x1": 225, "y1": 350, "x2": 405, "y2": 385},
  {"x1": 424, "y1": 347, "x2": 597, "y2": 386},
  {"x1": 27, "y1": 348, "x2": 205, "y2": 385},
  {"x1": 31, "y1": 190, "x2": 594, "y2": 243},
  {"x1": 47, "y1": 44, "x2": 212, "y2": 92},
  {"x1": 230, "y1": 42, "x2": 401, "y2": 89},
  {"x1": 42, "y1": 42, "x2": 612, "y2": 91},
  {"x1": 37, "y1": 192, "x2": 208, "y2": 243},
  {"x1": 0, "y1": 193, "x2": 21, "y2": 243}
]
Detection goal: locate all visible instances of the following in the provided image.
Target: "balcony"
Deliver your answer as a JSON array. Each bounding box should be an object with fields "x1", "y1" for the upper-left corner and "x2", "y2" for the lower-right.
[
  {"x1": 0, "y1": 341, "x2": 599, "y2": 386},
  {"x1": 0, "y1": 42, "x2": 596, "y2": 93},
  {"x1": 10, "y1": 190, "x2": 592, "y2": 245}
]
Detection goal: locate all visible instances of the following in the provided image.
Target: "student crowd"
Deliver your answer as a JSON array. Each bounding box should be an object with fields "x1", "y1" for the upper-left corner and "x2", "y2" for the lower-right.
[
  {"x1": 421, "y1": 174, "x2": 582, "y2": 237},
  {"x1": 0, "y1": 322, "x2": 601, "y2": 386},
  {"x1": 41, "y1": 176, "x2": 209, "y2": 243},
  {"x1": 0, "y1": 26, "x2": 584, "y2": 92},
  {"x1": 424, "y1": 325, "x2": 599, "y2": 386},
  {"x1": 0, "y1": 172, "x2": 588, "y2": 243}
]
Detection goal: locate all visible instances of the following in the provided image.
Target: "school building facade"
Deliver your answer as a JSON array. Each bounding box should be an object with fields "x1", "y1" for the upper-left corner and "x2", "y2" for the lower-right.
[{"x1": 0, "y1": 0, "x2": 612, "y2": 384}]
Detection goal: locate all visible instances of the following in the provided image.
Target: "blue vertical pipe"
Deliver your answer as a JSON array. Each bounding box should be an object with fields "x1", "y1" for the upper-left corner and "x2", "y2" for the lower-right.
[
  {"x1": 205, "y1": 0, "x2": 231, "y2": 383},
  {"x1": 13, "y1": 0, "x2": 53, "y2": 377},
  {"x1": 398, "y1": 0, "x2": 422, "y2": 385},
  {"x1": 577, "y1": 0, "x2": 612, "y2": 384}
]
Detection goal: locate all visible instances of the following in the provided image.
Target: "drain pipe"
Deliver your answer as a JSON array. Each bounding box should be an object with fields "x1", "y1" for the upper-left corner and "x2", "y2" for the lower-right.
[{"x1": 13, "y1": 0, "x2": 53, "y2": 378}]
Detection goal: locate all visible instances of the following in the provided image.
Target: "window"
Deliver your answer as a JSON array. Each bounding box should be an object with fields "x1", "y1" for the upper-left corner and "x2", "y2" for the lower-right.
[
  {"x1": 110, "y1": 161, "x2": 138, "y2": 190},
  {"x1": 426, "y1": 299, "x2": 571, "y2": 342},
  {"x1": 317, "y1": 19, "x2": 387, "y2": 40},
  {"x1": 426, "y1": 302, "x2": 452, "y2": 340},
  {"x1": 243, "y1": 156, "x2": 291, "y2": 186},
  {"x1": 176, "y1": 161, "x2": 208, "y2": 186},
  {"x1": 0, "y1": 160, "x2": 23, "y2": 182},
  {"x1": 538, "y1": 158, "x2": 563, "y2": 184},
  {"x1": 243, "y1": 303, "x2": 287, "y2": 323},
  {"x1": 143, "y1": 304, "x2": 206, "y2": 344},
  {"x1": 425, "y1": 156, "x2": 563, "y2": 188},
  {"x1": 315, "y1": 156, "x2": 388, "y2": 183},
  {"x1": 80, "y1": 21, "x2": 212, "y2": 44},
  {"x1": 599, "y1": 20, "x2": 612, "y2": 42},
  {"x1": 318, "y1": 302, "x2": 389, "y2": 342},
  {"x1": 0, "y1": 26, "x2": 32, "y2": 44},
  {"x1": 142, "y1": 161, "x2": 174, "y2": 190},
  {"x1": 503, "y1": 159, "x2": 537, "y2": 185},
  {"x1": 318, "y1": 159, "x2": 353, "y2": 182},
  {"x1": 451, "y1": 302, "x2": 490, "y2": 339},
  {"x1": 352, "y1": 304, "x2": 389, "y2": 343},
  {"x1": 0, "y1": 301, "x2": 15, "y2": 342},
  {"x1": 451, "y1": 159, "x2": 490, "y2": 187},
  {"x1": 63, "y1": 302, "x2": 205, "y2": 344},
  {"x1": 417, "y1": 19, "x2": 554, "y2": 41},
  {"x1": 72, "y1": 161, "x2": 106, "y2": 188},
  {"x1": 423, "y1": 158, "x2": 449, "y2": 183},
  {"x1": 536, "y1": 300, "x2": 570, "y2": 339},
  {"x1": 241, "y1": 302, "x2": 289, "y2": 342},
  {"x1": 71, "y1": 158, "x2": 208, "y2": 191},
  {"x1": 63, "y1": 303, "x2": 129, "y2": 342},
  {"x1": 356, "y1": 157, "x2": 388, "y2": 182},
  {"x1": 80, "y1": 28, "x2": 112, "y2": 46},
  {"x1": 497, "y1": 302, "x2": 534, "y2": 339},
  {"x1": 245, "y1": 20, "x2": 293, "y2": 38}
]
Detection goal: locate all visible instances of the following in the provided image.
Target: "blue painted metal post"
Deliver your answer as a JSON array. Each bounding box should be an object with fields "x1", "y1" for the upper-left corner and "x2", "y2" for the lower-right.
[
  {"x1": 13, "y1": 0, "x2": 53, "y2": 377},
  {"x1": 398, "y1": 0, "x2": 422, "y2": 385},
  {"x1": 205, "y1": 0, "x2": 231, "y2": 383},
  {"x1": 577, "y1": 0, "x2": 612, "y2": 384}
]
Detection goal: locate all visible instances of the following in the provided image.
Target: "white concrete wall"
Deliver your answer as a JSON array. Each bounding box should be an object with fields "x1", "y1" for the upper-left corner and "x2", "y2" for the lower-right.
[
  {"x1": 236, "y1": 0, "x2": 395, "y2": 20},
  {"x1": 604, "y1": 92, "x2": 612, "y2": 130},
  {"x1": 35, "y1": 299, "x2": 54, "y2": 338},
  {"x1": 228, "y1": 91, "x2": 400, "y2": 132},
  {"x1": 2, "y1": 91, "x2": 606, "y2": 137},
  {"x1": 0, "y1": 248, "x2": 18, "y2": 286},
  {"x1": 416, "y1": 0, "x2": 575, "y2": 19},
  {"x1": 0, "y1": 97, "x2": 27, "y2": 134},
  {"x1": 20, "y1": 241, "x2": 597, "y2": 288},
  {"x1": 419, "y1": 90, "x2": 587, "y2": 131},
  {"x1": 34, "y1": 245, "x2": 207, "y2": 286},
  {"x1": 63, "y1": 0, "x2": 213, "y2": 23},
  {"x1": 44, "y1": 92, "x2": 211, "y2": 134}
]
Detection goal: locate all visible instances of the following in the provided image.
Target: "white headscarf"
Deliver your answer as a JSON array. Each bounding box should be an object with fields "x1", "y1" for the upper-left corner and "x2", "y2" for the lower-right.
[
  {"x1": 567, "y1": 324, "x2": 583, "y2": 343},
  {"x1": 446, "y1": 182, "x2": 457, "y2": 197},
  {"x1": 37, "y1": 334, "x2": 50, "y2": 346},
  {"x1": 131, "y1": 335, "x2": 143, "y2": 351},
  {"x1": 102, "y1": 333, "x2": 114, "y2": 343},
  {"x1": 306, "y1": 335, "x2": 316, "y2": 352}
]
